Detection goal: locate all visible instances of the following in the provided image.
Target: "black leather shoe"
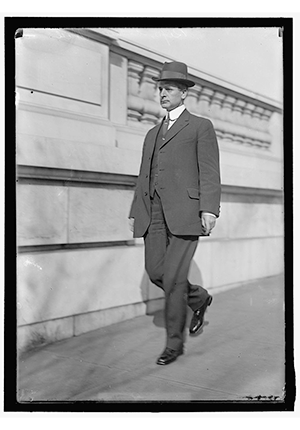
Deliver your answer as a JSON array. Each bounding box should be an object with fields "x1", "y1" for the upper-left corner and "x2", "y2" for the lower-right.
[
  {"x1": 156, "y1": 347, "x2": 184, "y2": 365},
  {"x1": 189, "y1": 295, "x2": 213, "y2": 335}
]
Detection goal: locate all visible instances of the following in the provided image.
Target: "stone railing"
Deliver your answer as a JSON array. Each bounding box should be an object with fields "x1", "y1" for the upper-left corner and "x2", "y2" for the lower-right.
[
  {"x1": 127, "y1": 59, "x2": 278, "y2": 151},
  {"x1": 127, "y1": 61, "x2": 164, "y2": 124}
]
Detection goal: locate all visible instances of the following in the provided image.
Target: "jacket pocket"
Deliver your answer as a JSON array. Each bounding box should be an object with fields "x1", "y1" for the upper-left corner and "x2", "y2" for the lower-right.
[{"x1": 187, "y1": 188, "x2": 200, "y2": 199}]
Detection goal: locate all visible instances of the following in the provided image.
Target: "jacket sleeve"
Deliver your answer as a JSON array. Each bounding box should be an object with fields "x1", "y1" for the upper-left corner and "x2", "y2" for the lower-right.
[
  {"x1": 129, "y1": 188, "x2": 137, "y2": 219},
  {"x1": 128, "y1": 133, "x2": 148, "y2": 219},
  {"x1": 129, "y1": 171, "x2": 141, "y2": 219},
  {"x1": 197, "y1": 119, "x2": 221, "y2": 217}
]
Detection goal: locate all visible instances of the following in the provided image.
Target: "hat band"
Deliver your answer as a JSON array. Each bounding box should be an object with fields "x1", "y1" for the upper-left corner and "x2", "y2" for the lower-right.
[{"x1": 158, "y1": 70, "x2": 189, "y2": 81}]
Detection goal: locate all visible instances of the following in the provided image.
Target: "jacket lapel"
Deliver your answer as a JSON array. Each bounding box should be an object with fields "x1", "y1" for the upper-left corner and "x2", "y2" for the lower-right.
[
  {"x1": 146, "y1": 123, "x2": 161, "y2": 158},
  {"x1": 159, "y1": 109, "x2": 190, "y2": 149}
]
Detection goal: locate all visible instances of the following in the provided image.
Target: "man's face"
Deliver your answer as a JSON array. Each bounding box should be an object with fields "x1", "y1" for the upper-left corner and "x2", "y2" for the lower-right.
[{"x1": 158, "y1": 81, "x2": 187, "y2": 111}]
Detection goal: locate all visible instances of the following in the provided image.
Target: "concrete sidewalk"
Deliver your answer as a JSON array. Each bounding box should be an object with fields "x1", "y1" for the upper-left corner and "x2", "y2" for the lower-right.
[{"x1": 17, "y1": 274, "x2": 285, "y2": 402}]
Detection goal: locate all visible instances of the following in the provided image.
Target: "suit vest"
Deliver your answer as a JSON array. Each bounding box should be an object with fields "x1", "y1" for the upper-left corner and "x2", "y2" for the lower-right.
[{"x1": 149, "y1": 121, "x2": 169, "y2": 197}]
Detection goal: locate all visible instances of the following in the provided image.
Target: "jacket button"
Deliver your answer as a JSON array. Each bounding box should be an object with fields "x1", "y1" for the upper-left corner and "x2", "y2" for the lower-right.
[{"x1": 144, "y1": 192, "x2": 148, "y2": 196}]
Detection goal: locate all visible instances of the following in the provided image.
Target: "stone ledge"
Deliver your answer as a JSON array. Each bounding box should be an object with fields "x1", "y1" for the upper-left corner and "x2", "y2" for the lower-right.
[
  {"x1": 17, "y1": 298, "x2": 165, "y2": 353},
  {"x1": 17, "y1": 164, "x2": 283, "y2": 199},
  {"x1": 17, "y1": 240, "x2": 136, "y2": 254},
  {"x1": 17, "y1": 164, "x2": 136, "y2": 188}
]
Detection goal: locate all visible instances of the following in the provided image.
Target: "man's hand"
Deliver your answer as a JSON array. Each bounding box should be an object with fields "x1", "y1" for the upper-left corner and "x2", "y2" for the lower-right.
[
  {"x1": 129, "y1": 218, "x2": 134, "y2": 232},
  {"x1": 201, "y1": 212, "x2": 216, "y2": 235}
]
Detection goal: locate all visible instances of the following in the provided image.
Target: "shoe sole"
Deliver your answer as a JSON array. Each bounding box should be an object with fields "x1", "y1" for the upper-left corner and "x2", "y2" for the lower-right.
[
  {"x1": 190, "y1": 295, "x2": 213, "y2": 336},
  {"x1": 156, "y1": 350, "x2": 184, "y2": 365}
]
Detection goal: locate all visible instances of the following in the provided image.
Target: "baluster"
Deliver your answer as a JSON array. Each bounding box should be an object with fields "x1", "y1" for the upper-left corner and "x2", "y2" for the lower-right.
[
  {"x1": 232, "y1": 99, "x2": 246, "y2": 126},
  {"x1": 220, "y1": 95, "x2": 236, "y2": 123},
  {"x1": 198, "y1": 87, "x2": 214, "y2": 117},
  {"x1": 185, "y1": 84, "x2": 201, "y2": 115},
  {"x1": 260, "y1": 108, "x2": 272, "y2": 132},
  {"x1": 210, "y1": 91, "x2": 225, "y2": 120},
  {"x1": 242, "y1": 102, "x2": 256, "y2": 128},
  {"x1": 152, "y1": 78, "x2": 166, "y2": 122},
  {"x1": 140, "y1": 66, "x2": 161, "y2": 125},
  {"x1": 127, "y1": 60, "x2": 144, "y2": 122},
  {"x1": 252, "y1": 106, "x2": 265, "y2": 131},
  {"x1": 139, "y1": 66, "x2": 158, "y2": 99}
]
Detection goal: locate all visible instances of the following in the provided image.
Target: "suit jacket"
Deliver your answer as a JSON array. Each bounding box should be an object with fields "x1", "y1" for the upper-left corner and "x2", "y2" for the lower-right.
[{"x1": 129, "y1": 109, "x2": 221, "y2": 238}]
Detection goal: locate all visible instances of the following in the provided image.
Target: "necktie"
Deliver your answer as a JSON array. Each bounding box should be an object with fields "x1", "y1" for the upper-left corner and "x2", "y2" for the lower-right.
[{"x1": 162, "y1": 114, "x2": 169, "y2": 136}]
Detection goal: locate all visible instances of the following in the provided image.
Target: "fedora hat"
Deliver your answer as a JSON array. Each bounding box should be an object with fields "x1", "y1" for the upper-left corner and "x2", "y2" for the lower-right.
[{"x1": 152, "y1": 61, "x2": 195, "y2": 87}]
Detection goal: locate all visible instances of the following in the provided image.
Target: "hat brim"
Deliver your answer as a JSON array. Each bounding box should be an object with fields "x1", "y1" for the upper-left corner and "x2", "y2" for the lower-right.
[{"x1": 152, "y1": 77, "x2": 195, "y2": 88}]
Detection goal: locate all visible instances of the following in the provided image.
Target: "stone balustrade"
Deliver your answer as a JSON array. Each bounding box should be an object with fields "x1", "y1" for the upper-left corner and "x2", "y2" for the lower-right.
[{"x1": 127, "y1": 59, "x2": 277, "y2": 151}]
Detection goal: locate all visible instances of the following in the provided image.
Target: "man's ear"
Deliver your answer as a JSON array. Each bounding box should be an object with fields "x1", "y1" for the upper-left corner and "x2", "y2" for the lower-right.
[{"x1": 181, "y1": 88, "x2": 188, "y2": 100}]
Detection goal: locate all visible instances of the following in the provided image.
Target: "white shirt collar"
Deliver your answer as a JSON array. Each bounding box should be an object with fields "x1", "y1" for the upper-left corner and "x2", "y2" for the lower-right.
[{"x1": 168, "y1": 104, "x2": 186, "y2": 121}]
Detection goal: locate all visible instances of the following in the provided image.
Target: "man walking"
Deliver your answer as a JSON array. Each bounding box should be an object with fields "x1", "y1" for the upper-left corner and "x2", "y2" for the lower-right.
[{"x1": 129, "y1": 61, "x2": 221, "y2": 365}]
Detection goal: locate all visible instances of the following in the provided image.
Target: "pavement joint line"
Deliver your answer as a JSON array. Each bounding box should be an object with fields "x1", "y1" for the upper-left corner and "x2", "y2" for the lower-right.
[
  {"x1": 64, "y1": 367, "x2": 243, "y2": 401},
  {"x1": 147, "y1": 373, "x2": 242, "y2": 397},
  {"x1": 35, "y1": 352, "x2": 147, "y2": 373},
  {"x1": 30, "y1": 350, "x2": 157, "y2": 375},
  {"x1": 246, "y1": 339, "x2": 284, "y2": 347},
  {"x1": 92, "y1": 361, "x2": 244, "y2": 398},
  {"x1": 20, "y1": 349, "x2": 247, "y2": 399}
]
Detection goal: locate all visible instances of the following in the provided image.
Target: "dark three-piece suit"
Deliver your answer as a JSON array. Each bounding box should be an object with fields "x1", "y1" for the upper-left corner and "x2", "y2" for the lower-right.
[{"x1": 129, "y1": 108, "x2": 221, "y2": 351}]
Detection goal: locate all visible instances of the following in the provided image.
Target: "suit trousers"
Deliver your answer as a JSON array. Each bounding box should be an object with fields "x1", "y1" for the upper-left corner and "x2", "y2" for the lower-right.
[{"x1": 144, "y1": 191, "x2": 210, "y2": 350}]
